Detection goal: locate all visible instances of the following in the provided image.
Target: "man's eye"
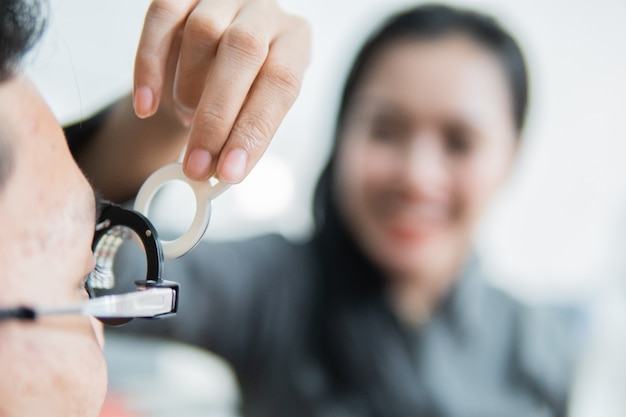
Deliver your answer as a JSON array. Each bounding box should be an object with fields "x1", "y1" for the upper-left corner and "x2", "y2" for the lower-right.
[{"x1": 79, "y1": 264, "x2": 105, "y2": 295}]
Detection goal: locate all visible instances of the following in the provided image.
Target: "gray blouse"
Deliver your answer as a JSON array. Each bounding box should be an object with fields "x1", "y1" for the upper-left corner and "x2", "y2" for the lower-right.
[{"x1": 116, "y1": 234, "x2": 579, "y2": 417}]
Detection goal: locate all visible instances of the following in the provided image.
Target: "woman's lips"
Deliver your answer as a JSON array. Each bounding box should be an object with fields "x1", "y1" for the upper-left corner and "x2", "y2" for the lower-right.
[
  {"x1": 385, "y1": 221, "x2": 441, "y2": 243},
  {"x1": 378, "y1": 204, "x2": 448, "y2": 244}
]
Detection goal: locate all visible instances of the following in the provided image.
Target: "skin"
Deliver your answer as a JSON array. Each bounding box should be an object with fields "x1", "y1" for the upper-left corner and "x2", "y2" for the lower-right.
[
  {"x1": 0, "y1": 0, "x2": 309, "y2": 413},
  {"x1": 79, "y1": 0, "x2": 310, "y2": 202},
  {"x1": 334, "y1": 35, "x2": 518, "y2": 321},
  {"x1": 0, "y1": 75, "x2": 106, "y2": 417}
]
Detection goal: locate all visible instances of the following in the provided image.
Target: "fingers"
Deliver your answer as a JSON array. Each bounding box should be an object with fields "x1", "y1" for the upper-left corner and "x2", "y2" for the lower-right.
[
  {"x1": 172, "y1": 1, "x2": 240, "y2": 124},
  {"x1": 182, "y1": 3, "x2": 279, "y2": 180},
  {"x1": 214, "y1": 17, "x2": 311, "y2": 183},
  {"x1": 133, "y1": 0, "x2": 197, "y2": 118},
  {"x1": 135, "y1": 0, "x2": 312, "y2": 184}
]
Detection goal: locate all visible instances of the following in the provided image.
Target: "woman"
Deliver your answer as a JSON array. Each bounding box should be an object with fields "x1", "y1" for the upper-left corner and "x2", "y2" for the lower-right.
[{"x1": 104, "y1": 4, "x2": 577, "y2": 417}]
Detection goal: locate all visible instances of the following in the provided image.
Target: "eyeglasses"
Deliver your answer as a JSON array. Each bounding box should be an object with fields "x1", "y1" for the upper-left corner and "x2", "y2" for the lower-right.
[{"x1": 0, "y1": 202, "x2": 179, "y2": 326}]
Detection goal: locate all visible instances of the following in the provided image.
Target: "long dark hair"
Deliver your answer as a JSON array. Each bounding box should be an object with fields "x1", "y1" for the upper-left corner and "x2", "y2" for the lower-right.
[
  {"x1": 310, "y1": 4, "x2": 529, "y2": 415},
  {"x1": 315, "y1": 3, "x2": 528, "y2": 229}
]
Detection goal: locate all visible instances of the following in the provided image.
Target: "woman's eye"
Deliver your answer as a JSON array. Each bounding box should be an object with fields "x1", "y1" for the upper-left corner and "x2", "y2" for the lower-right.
[
  {"x1": 370, "y1": 119, "x2": 406, "y2": 142},
  {"x1": 445, "y1": 126, "x2": 473, "y2": 155}
]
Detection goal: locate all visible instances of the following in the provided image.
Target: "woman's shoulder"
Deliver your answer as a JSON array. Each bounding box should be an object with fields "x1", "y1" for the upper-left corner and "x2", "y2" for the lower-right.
[
  {"x1": 483, "y1": 283, "x2": 582, "y2": 409},
  {"x1": 483, "y1": 284, "x2": 582, "y2": 354}
]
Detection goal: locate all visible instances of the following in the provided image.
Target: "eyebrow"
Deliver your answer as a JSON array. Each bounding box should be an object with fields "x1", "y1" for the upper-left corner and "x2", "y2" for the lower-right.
[
  {"x1": 351, "y1": 95, "x2": 402, "y2": 113},
  {"x1": 352, "y1": 94, "x2": 486, "y2": 130}
]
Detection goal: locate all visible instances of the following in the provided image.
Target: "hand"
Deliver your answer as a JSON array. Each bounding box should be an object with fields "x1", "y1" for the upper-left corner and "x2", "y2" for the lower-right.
[{"x1": 133, "y1": 0, "x2": 311, "y2": 183}]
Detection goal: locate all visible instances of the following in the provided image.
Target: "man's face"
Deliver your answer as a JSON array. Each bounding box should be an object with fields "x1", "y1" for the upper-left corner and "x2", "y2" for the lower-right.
[{"x1": 0, "y1": 75, "x2": 107, "y2": 416}]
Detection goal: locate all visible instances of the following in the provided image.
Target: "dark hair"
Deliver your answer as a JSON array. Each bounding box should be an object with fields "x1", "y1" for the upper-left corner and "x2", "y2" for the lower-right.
[
  {"x1": 315, "y1": 3, "x2": 529, "y2": 228},
  {"x1": 310, "y1": 5, "x2": 529, "y2": 415},
  {"x1": 0, "y1": 0, "x2": 46, "y2": 81},
  {"x1": 337, "y1": 4, "x2": 528, "y2": 137},
  {"x1": 0, "y1": 0, "x2": 46, "y2": 191}
]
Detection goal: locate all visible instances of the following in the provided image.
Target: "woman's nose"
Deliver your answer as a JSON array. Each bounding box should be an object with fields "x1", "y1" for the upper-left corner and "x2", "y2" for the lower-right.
[{"x1": 398, "y1": 133, "x2": 449, "y2": 196}]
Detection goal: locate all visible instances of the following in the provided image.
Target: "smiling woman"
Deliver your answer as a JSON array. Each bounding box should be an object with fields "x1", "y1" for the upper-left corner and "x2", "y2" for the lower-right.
[
  {"x1": 102, "y1": 4, "x2": 578, "y2": 417},
  {"x1": 333, "y1": 33, "x2": 519, "y2": 316}
]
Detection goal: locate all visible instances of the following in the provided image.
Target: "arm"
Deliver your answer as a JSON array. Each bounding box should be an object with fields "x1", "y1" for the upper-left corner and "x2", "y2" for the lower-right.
[{"x1": 72, "y1": 95, "x2": 187, "y2": 203}]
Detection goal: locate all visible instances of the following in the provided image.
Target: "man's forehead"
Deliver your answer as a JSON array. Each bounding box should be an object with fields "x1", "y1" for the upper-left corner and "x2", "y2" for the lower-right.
[
  {"x1": 0, "y1": 75, "x2": 36, "y2": 143},
  {"x1": 0, "y1": 74, "x2": 95, "y2": 227},
  {"x1": 0, "y1": 75, "x2": 62, "y2": 155}
]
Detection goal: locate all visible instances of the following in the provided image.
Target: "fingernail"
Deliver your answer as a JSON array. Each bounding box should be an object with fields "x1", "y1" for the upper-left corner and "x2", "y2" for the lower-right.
[
  {"x1": 134, "y1": 86, "x2": 154, "y2": 118},
  {"x1": 220, "y1": 149, "x2": 248, "y2": 183},
  {"x1": 185, "y1": 149, "x2": 212, "y2": 180}
]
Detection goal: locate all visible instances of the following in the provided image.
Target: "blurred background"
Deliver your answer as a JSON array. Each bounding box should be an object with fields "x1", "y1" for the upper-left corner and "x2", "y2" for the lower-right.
[{"x1": 25, "y1": 0, "x2": 626, "y2": 416}]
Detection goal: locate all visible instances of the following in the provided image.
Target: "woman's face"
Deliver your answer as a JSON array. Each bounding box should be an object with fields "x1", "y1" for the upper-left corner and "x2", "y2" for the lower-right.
[{"x1": 335, "y1": 35, "x2": 517, "y2": 278}]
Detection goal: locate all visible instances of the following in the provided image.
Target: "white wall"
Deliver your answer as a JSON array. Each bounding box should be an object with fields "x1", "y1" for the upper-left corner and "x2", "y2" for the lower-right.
[{"x1": 27, "y1": 0, "x2": 626, "y2": 303}]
